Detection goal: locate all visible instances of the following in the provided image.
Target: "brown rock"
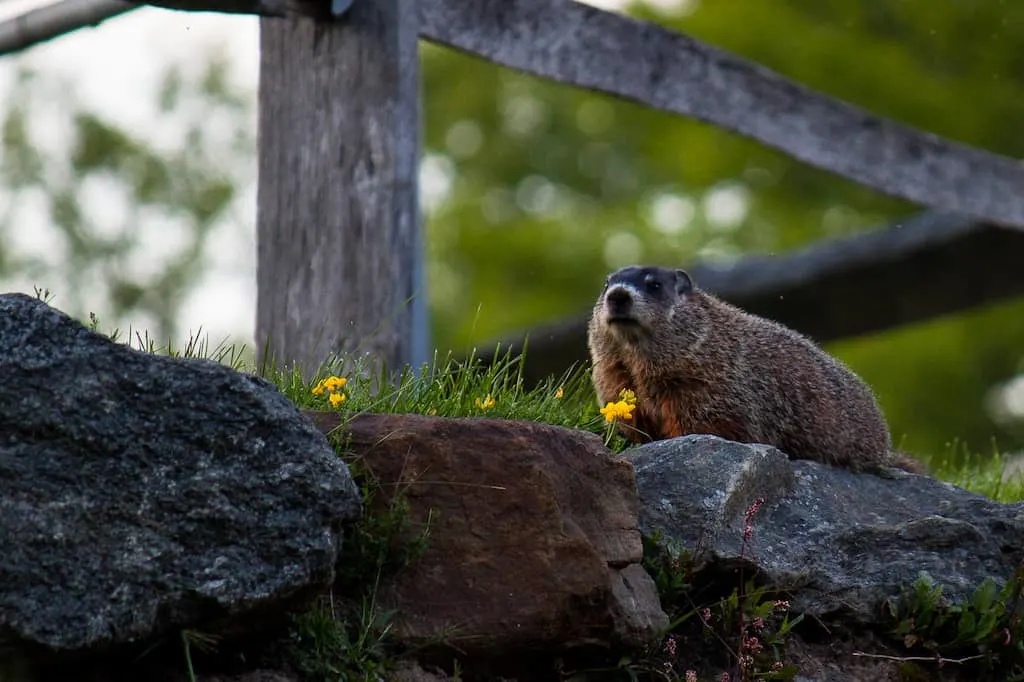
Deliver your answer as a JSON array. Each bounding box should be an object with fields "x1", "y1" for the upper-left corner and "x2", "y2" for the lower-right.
[{"x1": 307, "y1": 411, "x2": 668, "y2": 663}]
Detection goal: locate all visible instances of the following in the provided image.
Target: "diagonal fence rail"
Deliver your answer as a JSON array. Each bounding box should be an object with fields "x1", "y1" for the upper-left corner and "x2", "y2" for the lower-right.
[{"x1": 481, "y1": 213, "x2": 1024, "y2": 384}]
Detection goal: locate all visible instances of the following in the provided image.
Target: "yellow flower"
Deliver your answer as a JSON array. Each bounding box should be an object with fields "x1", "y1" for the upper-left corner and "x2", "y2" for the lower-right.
[
  {"x1": 324, "y1": 376, "x2": 347, "y2": 391},
  {"x1": 618, "y1": 388, "x2": 637, "y2": 405},
  {"x1": 313, "y1": 376, "x2": 348, "y2": 397},
  {"x1": 554, "y1": 386, "x2": 564, "y2": 399},
  {"x1": 600, "y1": 400, "x2": 635, "y2": 423},
  {"x1": 475, "y1": 394, "x2": 496, "y2": 410},
  {"x1": 314, "y1": 376, "x2": 350, "y2": 408}
]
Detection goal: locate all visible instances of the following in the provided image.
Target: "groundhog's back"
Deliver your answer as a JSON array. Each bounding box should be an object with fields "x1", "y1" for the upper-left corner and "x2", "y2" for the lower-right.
[{"x1": 712, "y1": 297, "x2": 893, "y2": 470}]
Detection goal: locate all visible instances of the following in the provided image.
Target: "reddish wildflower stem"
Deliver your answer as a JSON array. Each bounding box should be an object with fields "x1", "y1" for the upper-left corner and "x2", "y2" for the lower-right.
[{"x1": 737, "y1": 496, "x2": 766, "y2": 682}]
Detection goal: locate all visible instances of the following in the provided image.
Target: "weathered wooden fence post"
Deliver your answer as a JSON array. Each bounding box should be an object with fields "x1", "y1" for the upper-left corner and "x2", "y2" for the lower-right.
[{"x1": 255, "y1": 0, "x2": 426, "y2": 378}]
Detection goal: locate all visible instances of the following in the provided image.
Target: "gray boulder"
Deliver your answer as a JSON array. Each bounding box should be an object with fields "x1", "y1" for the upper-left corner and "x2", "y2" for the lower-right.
[
  {"x1": 0, "y1": 293, "x2": 361, "y2": 655},
  {"x1": 624, "y1": 434, "x2": 1024, "y2": 622}
]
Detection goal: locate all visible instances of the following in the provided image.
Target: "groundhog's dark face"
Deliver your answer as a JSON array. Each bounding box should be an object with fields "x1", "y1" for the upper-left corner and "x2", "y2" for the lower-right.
[{"x1": 595, "y1": 266, "x2": 693, "y2": 342}]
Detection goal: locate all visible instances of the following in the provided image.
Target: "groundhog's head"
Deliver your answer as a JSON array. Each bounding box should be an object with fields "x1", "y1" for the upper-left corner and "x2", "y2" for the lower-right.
[{"x1": 590, "y1": 265, "x2": 695, "y2": 344}]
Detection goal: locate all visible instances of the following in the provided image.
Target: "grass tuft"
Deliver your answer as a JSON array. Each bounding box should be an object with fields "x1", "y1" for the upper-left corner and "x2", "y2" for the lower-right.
[
  {"x1": 928, "y1": 439, "x2": 1024, "y2": 503},
  {"x1": 283, "y1": 595, "x2": 395, "y2": 682},
  {"x1": 264, "y1": 346, "x2": 630, "y2": 451}
]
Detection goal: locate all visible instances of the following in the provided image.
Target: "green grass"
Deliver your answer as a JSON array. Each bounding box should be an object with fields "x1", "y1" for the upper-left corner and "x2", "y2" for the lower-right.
[
  {"x1": 927, "y1": 439, "x2": 1024, "y2": 503},
  {"x1": 282, "y1": 595, "x2": 396, "y2": 682},
  {"x1": 98, "y1": 314, "x2": 1024, "y2": 502},
  {"x1": 285, "y1": 350, "x2": 1024, "y2": 502},
  {"x1": 274, "y1": 348, "x2": 1024, "y2": 503},
  {"x1": 267, "y1": 346, "x2": 613, "y2": 435}
]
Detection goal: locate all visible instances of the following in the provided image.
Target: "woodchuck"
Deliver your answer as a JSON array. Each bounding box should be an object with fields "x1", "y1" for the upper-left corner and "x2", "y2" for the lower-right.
[{"x1": 586, "y1": 265, "x2": 924, "y2": 474}]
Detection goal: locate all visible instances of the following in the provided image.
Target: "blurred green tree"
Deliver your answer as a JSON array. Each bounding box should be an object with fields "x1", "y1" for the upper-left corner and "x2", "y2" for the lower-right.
[{"x1": 0, "y1": 51, "x2": 254, "y2": 340}]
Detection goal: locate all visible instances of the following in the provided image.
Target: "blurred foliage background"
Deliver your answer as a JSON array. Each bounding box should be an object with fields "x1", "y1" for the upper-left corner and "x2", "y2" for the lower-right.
[{"x1": 1, "y1": 0, "x2": 1023, "y2": 463}]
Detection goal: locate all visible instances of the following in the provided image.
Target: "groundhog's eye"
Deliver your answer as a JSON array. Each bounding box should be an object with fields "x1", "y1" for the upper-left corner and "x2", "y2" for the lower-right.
[{"x1": 644, "y1": 275, "x2": 661, "y2": 292}]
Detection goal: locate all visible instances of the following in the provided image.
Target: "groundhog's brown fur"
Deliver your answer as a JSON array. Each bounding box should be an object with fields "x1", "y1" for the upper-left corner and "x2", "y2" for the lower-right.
[{"x1": 587, "y1": 265, "x2": 925, "y2": 474}]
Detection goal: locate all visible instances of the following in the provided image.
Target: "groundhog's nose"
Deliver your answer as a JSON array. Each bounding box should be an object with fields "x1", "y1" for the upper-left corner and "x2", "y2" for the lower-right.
[{"x1": 605, "y1": 286, "x2": 633, "y2": 315}]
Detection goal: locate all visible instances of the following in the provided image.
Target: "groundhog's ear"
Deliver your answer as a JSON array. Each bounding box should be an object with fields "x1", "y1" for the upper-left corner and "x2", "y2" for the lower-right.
[{"x1": 674, "y1": 269, "x2": 694, "y2": 294}]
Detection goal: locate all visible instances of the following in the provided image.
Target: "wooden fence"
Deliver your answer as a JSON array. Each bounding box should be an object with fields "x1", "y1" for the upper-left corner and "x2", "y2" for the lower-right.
[{"x1": 1, "y1": 0, "x2": 1022, "y2": 380}]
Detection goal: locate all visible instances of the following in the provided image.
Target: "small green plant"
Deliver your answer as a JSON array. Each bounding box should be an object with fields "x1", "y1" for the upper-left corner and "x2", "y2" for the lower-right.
[
  {"x1": 84, "y1": 313, "x2": 254, "y2": 371},
  {"x1": 276, "y1": 479, "x2": 424, "y2": 681},
  {"x1": 273, "y1": 434, "x2": 433, "y2": 681},
  {"x1": 180, "y1": 629, "x2": 220, "y2": 682},
  {"x1": 883, "y1": 564, "x2": 1024, "y2": 678},
  {"x1": 332, "y1": 452, "x2": 434, "y2": 596},
  {"x1": 711, "y1": 581, "x2": 802, "y2": 681},
  {"x1": 285, "y1": 595, "x2": 395, "y2": 682},
  {"x1": 641, "y1": 532, "x2": 695, "y2": 614},
  {"x1": 32, "y1": 286, "x2": 54, "y2": 303},
  {"x1": 574, "y1": 500, "x2": 801, "y2": 681}
]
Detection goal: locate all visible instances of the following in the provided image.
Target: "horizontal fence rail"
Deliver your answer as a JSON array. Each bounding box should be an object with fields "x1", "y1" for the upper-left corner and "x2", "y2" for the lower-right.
[{"x1": 480, "y1": 213, "x2": 1024, "y2": 384}]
